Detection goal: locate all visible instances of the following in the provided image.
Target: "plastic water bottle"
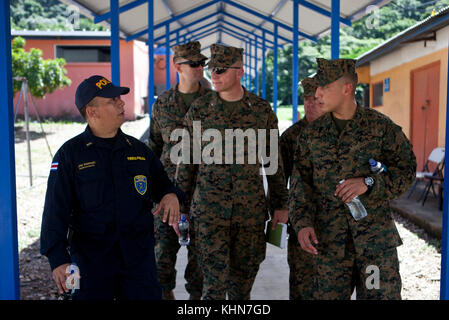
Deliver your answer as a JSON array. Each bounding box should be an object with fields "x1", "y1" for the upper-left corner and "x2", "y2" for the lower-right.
[
  {"x1": 339, "y1": 180, "x2": 368, "y2": 221},
  {"x1": 178, "y1": 214, "x2": 190, "y2": 246},
  {"x1": 369, "y1": 158, "x2": 386, "y2": 174}
]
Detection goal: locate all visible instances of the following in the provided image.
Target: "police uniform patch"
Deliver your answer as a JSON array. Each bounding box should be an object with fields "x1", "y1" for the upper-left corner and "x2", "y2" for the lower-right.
[{"x1": 134, "y1": 175, "x2": 147, "y2": 195}]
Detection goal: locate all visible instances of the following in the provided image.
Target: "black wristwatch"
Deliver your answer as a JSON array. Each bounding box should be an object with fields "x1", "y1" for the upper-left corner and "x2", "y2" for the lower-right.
[{"x1": 364, "y1": 176, "x2": 374, "y2": 189}]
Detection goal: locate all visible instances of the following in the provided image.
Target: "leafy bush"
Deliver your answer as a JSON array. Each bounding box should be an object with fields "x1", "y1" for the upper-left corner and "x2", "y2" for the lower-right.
[{"x1": 11, "y1": 36, "x2": 71, "y2": 98}]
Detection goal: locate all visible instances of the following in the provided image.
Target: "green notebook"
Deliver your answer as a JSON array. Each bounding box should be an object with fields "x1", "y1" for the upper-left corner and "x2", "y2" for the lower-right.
[{"x1": 265, "y1": 221, "x2": 287, "y2": 249}]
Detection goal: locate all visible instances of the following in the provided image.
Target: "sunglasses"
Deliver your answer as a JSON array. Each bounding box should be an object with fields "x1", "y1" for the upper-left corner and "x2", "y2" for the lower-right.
[
  {"x1": 177, "y1": 60, "x2": 206, "y2": 68},
  {"x1": 210, "y1": 67, "x2": 241, "y2": 75}
]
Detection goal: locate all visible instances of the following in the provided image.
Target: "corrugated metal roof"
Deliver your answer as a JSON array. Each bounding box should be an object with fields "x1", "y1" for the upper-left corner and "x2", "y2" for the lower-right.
[{"x1": 60, "y1": 0, "x2": 393, "y2": 75}]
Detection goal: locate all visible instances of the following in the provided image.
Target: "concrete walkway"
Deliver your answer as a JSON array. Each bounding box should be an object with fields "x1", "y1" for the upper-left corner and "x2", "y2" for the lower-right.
[
  {"x1": 173, "y1": 241, "x2": 290, "y2": 300},
  {"x1": 391, "y1": 183, "x2": 443, "y2": 239}
]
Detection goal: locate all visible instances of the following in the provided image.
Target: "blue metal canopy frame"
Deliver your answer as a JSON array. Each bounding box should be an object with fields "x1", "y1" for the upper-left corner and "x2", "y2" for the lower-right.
[
  {"x1": 0, "y1": 0, "x2": 20, "y2": 300},
  {"x1": 1, "y1": 0, "x2": 448, "y2": 300}
]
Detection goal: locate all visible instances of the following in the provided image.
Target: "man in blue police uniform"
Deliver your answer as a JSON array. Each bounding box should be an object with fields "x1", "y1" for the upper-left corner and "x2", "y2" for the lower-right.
[{"x1": 40, "y1": 75, "x2": 184, "y2": 300}]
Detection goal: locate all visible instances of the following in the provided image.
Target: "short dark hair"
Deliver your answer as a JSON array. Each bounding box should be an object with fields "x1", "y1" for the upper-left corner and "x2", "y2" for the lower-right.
[
  {"x1": 79, "y1": 98, "x2": 98, "y2": 120},
  {"x1": 341, "y1": 73, "x2": 358, "y2": 95}
]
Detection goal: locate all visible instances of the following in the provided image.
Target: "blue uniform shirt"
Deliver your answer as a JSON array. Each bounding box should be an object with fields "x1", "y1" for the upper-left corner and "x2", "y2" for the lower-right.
[{"x1": 40, "y1": 126, "x2": 184, "y2": 270}]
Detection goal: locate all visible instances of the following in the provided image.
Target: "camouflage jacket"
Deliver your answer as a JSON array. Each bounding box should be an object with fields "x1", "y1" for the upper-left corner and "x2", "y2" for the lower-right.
[
  {"x1": 148, "y1": 83, "x2": 211, "y2": 180},
  {"x1": 280, "y1": 118, "x2": 308, "y2": 185},
  {"x1": 288, "y1": 106, "x2": 416, "y2": 258},
  {"x1": 176, "y1": 88, "x2": 289, "y2": 226}
]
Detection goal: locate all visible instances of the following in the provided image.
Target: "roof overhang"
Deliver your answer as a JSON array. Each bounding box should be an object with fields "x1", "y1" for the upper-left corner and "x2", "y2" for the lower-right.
[
  {"x1": 357, "y1": 6, "x2": 449, "y2": 67},
  {"x1": 60, "y1": 0, "x2": 393, "y2": 76}
]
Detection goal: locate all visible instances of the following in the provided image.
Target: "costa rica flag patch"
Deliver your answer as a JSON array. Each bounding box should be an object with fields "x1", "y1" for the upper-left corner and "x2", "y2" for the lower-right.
[{"x1": 50, "y1": 162, "x2": 58, "y2": 171}]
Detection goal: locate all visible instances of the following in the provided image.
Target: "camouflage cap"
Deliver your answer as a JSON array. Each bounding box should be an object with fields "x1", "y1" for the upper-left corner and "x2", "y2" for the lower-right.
[
  {"x1": 316, "y1": 58, "x2": 357, "y2": 86},
  {"x1": 173, "y1": 41, "x2": 207, "y2": 62},
  {"x1": 207, "y1": 44, "x2": 244, "y2": 68},
  {"x1": 300, "y1": 76, "x2": 318, "y2": 98}
]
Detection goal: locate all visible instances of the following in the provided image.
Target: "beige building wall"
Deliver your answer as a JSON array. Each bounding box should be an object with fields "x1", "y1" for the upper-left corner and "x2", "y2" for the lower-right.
[
  {"x1": 358, "y1": 24, "x2": 448, "y2": 146},
  {"x1": 368, "y1": 48, "x2": 448, "y2": 146}
]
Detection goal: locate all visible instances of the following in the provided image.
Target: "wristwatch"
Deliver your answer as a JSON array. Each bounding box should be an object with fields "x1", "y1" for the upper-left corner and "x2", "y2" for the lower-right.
[{"x1": 364, "y1": 176, "x2": 374, "y2": 189}]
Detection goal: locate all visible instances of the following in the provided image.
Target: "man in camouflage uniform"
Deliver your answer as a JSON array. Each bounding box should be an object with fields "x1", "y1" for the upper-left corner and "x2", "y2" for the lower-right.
[
  {"x1": 176, "y1": 44, "x2": 289, "y2": 300},
  {"x1": 280, "y1": 76, "x2": 323, "y2": 300},
  {"x1": 149, "y1": 41, "x2": 210, "y2": 300},
  {"x1": 288, "y1": 58, "x2": 416, "y2": 300}
]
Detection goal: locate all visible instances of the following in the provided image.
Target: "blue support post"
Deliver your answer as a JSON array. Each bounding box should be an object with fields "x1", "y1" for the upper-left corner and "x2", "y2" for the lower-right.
[
  {"x1": 254, "y1": 36, "x2": 258, "y2": 95},
  {"x1": 292, "y1": 0, "x2": 299, "y2": 124},
  {"x1": 441, "y1": 47, "x2": 449, "y2": 300},
  {"x1": 249, "y1": 41, "x2": 252, "y2": 91},
  {"x1": 245, "y1": 41, "x2": 248, "y2": 87},
  {"x1": 0, "y1": 0, "x2": 20, "y2": 300},
  {"x1": 273, "y1": 23, "x2": 278, "y2": 115},
  {"x1": 331, "y1": 0, "x2": 340, "y2": 59},
  {"x1": 176, "y1": 31, "x2": 179, "y2": 84},
  {"x1": 262, "y1": 30, "x2": 266, "y2": 99},
  {"x1": 165, "y1": 23, "x2": 170, "y2": 90},
  {"x1": 148, "y1": 0, "x2": 155, "y2": 118},
  {"x1": 110, "y1": 0, "x2": 120, "y2": 85}
]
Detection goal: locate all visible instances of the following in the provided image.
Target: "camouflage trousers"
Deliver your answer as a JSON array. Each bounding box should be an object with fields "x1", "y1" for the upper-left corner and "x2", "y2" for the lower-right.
[
  {"x1": 287, "y1": 225, "x2": 314, "y2": 300},
  {"x1": 154, "y1": 215, "x2": 203, "y2": 297},
  {"x1": 313, "y1": 232, "x2": 402, "y2": 300},
  {"x1": 194, "y1": 219, "x2": 266, "y2": 300}
]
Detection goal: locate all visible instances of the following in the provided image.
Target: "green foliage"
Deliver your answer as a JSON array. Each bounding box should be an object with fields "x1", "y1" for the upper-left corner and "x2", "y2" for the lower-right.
[
  {"x1": 257, "y1": 0, "x2": 449, "y2": 105},
  {"x1": 11, "y1": 36, "x2": 71, "y2": 98},
  {"x1": 10, "y1": 0, "x2": 105, "y2": 31}
]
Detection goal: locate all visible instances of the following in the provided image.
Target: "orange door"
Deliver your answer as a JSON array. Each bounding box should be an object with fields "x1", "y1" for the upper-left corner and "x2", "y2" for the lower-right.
[{"x1": 411, "y1": 61, "x2": 440, "y2": 170}]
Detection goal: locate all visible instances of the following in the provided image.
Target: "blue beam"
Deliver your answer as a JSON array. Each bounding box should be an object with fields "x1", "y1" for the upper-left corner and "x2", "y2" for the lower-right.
[
  {"x1": 222, "y1": 0, "x2": 317, "y2": 42},
  {"x1": 273, "y1": 23, "x2": 278, "y2": 115},
  {"x1": 223, "y1": 11, "x2": 297, "y2": 44},
  {"x1": 221, "y1": 19, "x2": 278, "y2": 47},
  {"x1": 156, "y1": 19, "x2": 219, "y2": 47},
  {"x1": 127, "y1": 0, "x2": 220, "y2": 41},
  {"x1": 254, "y1": 36, "x2": 258, "y2": 95},
  {"x1": 0, "y1": 0, "x2": 20, "y2": 300},
  {"x1": 245, "y1": 41, "x2": 249, "y2": 87},
  {"x1": 152, "y1": 11, "x2": 218, "y2": 44},
  {"x1": 176, "y1": 30, "x2": 179, "y2": 83},
  {"x1": 297, "y1": 0, "x2": 351, "y2": 26},
  {"x1": 110, "y1": 0, "x2": 120, "y2": 85},
  {"x1": 160, "y1": 16, "x2": 278, "y2": 50},
  {"x1": 331, "y1": 0, "x2": 340, "y2": 59},
  {"x1": 188, "y1": 24, "x2": 268, "y2": 51},
  {"x1": 148, "y1": 0, "x2": 155, "y2": 116},
  {"x1": 292, "y1": 0, "x2": 299, "y2": 124},
  {"x1": 262, "y1": 30, "x2": 266, "y2": 99},
  {"x1": 165, "y1": 23, "x2": 170, "y2": 90},
  {"x1": 441, "y1": 47, "x2": 449, "y2": 300},
  {"x1": 95, "y1": 0, "x2": 147, "y2": 23},
  {"x1": 249, "y1": 41, "x2": 252, "y2": 91}
]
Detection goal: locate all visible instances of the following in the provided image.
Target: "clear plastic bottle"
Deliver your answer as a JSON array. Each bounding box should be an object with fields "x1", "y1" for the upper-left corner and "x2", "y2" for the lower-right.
[
  {"x1": 369, "y1": 158, "x2": 387, "y2": 174},
  {"x1": 178, "y1": 214, "x2": 190, "y2": 246},
  {"x1": 339, "y1": 180, "x2": 368, "y2": 221}
]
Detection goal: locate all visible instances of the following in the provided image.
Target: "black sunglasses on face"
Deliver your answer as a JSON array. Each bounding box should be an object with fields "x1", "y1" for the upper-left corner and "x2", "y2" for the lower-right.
[
  {"x1": 210, "y1": 67, "x2": 241, "y2": 75},
  {"x1": 177, "y1": 60, "x2": 206, "y2": 68}
]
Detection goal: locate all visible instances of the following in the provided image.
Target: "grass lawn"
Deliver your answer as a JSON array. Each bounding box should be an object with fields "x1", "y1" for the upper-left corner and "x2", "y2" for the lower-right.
[{"x1": 274, "y1": 105, "x2": 304, "y2": 121}]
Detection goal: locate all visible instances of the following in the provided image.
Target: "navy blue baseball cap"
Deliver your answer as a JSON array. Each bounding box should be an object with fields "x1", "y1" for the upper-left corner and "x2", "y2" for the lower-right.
[{"x1": 75, "y1": 75, "x2": 130, "y2": 110}]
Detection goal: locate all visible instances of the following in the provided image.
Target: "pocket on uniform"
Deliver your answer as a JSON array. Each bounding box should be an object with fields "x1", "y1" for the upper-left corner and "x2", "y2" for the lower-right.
[{"x1": 75, "y1": 169, "x2": 105, "y2": 211}]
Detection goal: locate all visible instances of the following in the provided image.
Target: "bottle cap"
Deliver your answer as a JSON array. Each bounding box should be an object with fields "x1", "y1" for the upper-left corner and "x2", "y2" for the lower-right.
[
  {"x1": 369, "y1": 159, "x2": 377, "y2": 167},
  {"x1": 180, "y1": 214, "x2": 186, "y2": 222}
]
